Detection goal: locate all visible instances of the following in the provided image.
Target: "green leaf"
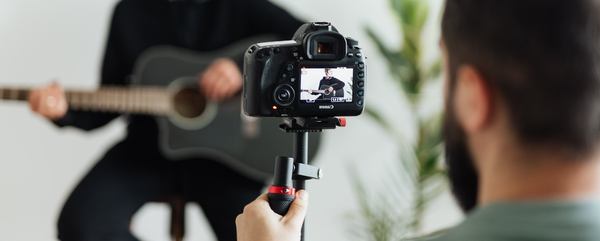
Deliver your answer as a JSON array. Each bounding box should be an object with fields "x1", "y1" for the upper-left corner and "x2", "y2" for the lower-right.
[
  {"x1": 352, "y1": 0, "x2": 446, "y2": 237},
  {"x1": 425, "y1": 59, "x2": 443, "y2": 81},
  {"x1": 364, "y1": 26, "x2": 417, "y2": 96},
  {"x1": 364, "y1": 106, "x2": 394, "y2": 132}
]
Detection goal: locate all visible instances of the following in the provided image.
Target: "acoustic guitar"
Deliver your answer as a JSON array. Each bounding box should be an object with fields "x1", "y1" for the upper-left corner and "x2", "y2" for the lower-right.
[
  {"x1": 0, "y1": 36, "x2": 321, "y2": 182},
  {"x1": 302, "y1": 84, "x2": 339, "y2": 95}
]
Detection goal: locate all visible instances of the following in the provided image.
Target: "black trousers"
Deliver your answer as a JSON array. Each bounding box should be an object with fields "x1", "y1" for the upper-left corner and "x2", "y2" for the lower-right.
[{"x1": 57, "y1": 139, "x2": 264, "y2": 241}]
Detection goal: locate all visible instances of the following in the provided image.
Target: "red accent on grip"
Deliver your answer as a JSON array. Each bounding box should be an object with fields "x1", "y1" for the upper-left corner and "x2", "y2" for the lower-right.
[
  {"x1": 338, "y1": 117, "x2": 347, "y2": 127},
  {"x1": 268, "y1": 186, "x2": 296, "y2": 195}
]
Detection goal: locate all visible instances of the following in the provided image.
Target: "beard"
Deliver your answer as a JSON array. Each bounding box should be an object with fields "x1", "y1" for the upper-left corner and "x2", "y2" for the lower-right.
[{"x1": 443, "y1": 77, "x2": 480, "y2": 213}]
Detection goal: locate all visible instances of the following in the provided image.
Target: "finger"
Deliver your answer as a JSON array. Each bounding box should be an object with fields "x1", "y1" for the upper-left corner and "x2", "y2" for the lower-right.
[
  {"x1": 221, "y1": 84, "x2": 238, "y2": 101},
  {"x1": 213, "y1": 78, "x2": 234, "y2": 102},
  {"x1": 213, "y1": 58, "x2": 230, "y2": 67},
  {"x1": 202, "y1": 68, "x2": 220, "y2": 100},
  {"x1": 242, "y1": 196, "x2": 269, "y2": 217},
  {"x1": 54, "y1": 82, "x2": 64, "y2": 92},
  {"x1": 56, "y1": 94, "x2": 68, "y2": 115},
  {"x1": 255, "y1": 193, "x2": 269, "y2": 202},
  {"x1": 218, "y1": 74, "x2": 242, "y2": 101},
  {"x1": 200, "y1": 69, "x2": 217, "y2": 96},
  {"x1": 223, "y1": 74, "x2": 242, "y2": 97},
  {"x1": 282, "y1": 190, "x2": 309, "y2": 226},
  {"x1": 223, "y1": 61, "x2": 242, "y2": 84},
  {"x1": 200, "y1": 76, "x2": 213, "y2": 98},
  {"x1": 39, "y1": 94, "x2": 53, "y2": 117},
  {"x1": 208, "y1": 75, "x2": 227, "y2": 101},
  {"x1": 40, "y1": 92, "x2": 54, "y2": 115},
  {"x1": 203, "y1": 59, "x2": 240, "y2": 101},
  {"x1": 207, "y1": 77, "x2": 223, "y2": 101},
  {"x1": 28, "y1": 90, "x2": 40, "y2": 112},
  {"x1": 235, "y1": 213, "x2": 243, "y2": 227}
]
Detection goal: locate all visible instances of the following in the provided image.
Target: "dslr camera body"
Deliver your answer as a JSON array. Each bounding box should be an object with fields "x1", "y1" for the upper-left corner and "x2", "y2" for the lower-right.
[{"x1": 243, "y1": 22, "x2": 366, "y2": 117}]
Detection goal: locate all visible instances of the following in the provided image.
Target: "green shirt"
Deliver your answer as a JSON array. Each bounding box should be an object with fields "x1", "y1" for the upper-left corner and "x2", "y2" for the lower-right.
[{"x1": 428, "y1": 200, "x2": 600, "y2": 241}]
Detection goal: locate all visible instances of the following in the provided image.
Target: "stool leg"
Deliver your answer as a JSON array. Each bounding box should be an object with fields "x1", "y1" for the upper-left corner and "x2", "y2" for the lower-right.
[{"x1": 170, "y1": 198, "x2": 186, "y2": 241}]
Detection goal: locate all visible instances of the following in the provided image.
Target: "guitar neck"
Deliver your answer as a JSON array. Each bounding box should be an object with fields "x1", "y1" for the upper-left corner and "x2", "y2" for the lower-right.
[
  {"x1": 0, "y1": 86, "x2": 172, "y2": 116},
  {"x1": 302, "y1": 89, "x2": 328, "y2": 94}
]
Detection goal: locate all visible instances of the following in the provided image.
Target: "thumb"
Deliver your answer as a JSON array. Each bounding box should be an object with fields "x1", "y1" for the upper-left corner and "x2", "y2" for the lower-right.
[
  {"x1": 282, "y1": 190, "x2": 309, "y2": 226},
  {"x1": 50, "y1": 80, "x2": 61, "y2": 89},
  {"x1": 28, "y1": 89, "x2": 40, "y2": 111}
]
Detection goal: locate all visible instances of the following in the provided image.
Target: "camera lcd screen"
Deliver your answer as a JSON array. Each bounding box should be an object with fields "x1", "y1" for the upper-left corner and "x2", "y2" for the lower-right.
[{"x1": 300, "y1": 67, "x2": 354, "y2": 104}]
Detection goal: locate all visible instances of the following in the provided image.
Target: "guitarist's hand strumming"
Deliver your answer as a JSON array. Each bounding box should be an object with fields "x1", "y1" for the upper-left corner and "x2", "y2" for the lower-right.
[
  {"x1": 29, "y1": 82, "x2": 68, "y2": 120},
  {"x1": 5, "y1": 38, "x2": 321, "y2": 181},
  {"x1": 199, "y1": 58, "x2": 242, "y2": 102}
]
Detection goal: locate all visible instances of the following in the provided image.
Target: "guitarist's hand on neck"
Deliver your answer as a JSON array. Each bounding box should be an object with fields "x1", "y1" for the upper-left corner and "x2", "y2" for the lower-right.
[
  {"x1": 28, "y1": 82, "x2": 68, "y2": 121},
  {"x1": 199, "y1": 58, "x2": 242, "y2": 102}
]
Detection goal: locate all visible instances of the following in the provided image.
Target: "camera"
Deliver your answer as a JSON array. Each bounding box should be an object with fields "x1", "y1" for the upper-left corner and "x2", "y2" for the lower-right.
[{"x1": 243, "y1": 22, "x2": 366, "y2": 117}]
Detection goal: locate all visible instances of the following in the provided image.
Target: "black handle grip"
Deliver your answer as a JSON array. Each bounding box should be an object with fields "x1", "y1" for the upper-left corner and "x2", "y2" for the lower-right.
[{"x1": 268, "y1": 193, "x2": 295, "y2": 216}]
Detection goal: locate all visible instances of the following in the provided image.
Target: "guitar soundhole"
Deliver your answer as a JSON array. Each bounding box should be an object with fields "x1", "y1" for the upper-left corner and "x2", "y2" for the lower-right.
[{"x1": 173, "y1": 87, "x2": 206, "y2": 119}]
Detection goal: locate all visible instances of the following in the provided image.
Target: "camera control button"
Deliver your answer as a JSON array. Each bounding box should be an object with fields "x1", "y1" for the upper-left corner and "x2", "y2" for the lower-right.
[
  {"x1": 358, "y1": 71, "x2": 365, "y2": 79},
  {"x1": 273, "y1": 84, "x2": 295, "y2": 107},
  {"x1": 358, "y1": 62, "x2": 365, "y2": 70},
  {"x1": 358, "y1": 81, "x2": 365, "y2": 88},
  {"x1": 357, "y1": 100, "x2": 364, "y2": 106},
  {"x1": 347, "y1": 52, "x2": 354, "y2": 57},
  {"x1": 286, "y1": 64, "x2": 294, "y2": 72},
  {"x1": 358, "y1": 90, "x2": 364, "y2": 97},
  {"x1": 356, "y1": 52, "x2": 363, "y2": 58},
  {"x1": 248, "y1": 46, "x2": 257, "y2": 54}
]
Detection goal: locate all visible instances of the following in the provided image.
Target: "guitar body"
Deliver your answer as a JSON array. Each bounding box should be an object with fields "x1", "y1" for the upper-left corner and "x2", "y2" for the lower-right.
[{"x1": 132, "y1": 37, "x2": 321, "y2": 182}]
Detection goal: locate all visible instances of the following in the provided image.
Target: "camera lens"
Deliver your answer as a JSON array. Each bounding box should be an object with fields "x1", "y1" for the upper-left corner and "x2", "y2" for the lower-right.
[{"x1": 273, "y1": 84, "x2": 295, "y2": 107}]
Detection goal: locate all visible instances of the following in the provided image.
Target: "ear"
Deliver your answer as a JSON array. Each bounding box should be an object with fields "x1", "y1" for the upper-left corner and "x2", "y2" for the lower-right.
[{"x1": 453, "y1": 65, "x2": 494, "y2": 134}]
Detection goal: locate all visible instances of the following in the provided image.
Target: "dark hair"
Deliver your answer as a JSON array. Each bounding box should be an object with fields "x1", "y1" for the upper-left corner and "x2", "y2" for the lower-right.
[{"x1": 442, "y1": 0, "x2": 600, "y2": 153}]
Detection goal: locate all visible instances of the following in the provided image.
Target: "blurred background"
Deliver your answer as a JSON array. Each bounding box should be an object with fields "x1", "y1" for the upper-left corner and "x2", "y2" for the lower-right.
[{"x1": 0, "y1": 0, "x2": 462, "y2": 240}]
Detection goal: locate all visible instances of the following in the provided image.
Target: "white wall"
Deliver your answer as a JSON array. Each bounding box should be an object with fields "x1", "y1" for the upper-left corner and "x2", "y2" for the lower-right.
[{"x1": 0, "y1": 0, "x2": 461, "y2": 240}]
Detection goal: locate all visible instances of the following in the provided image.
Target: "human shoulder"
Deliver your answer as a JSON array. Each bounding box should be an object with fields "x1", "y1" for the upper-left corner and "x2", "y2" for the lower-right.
[
  {"x1": 402, "y1": 229, "x2": 450, "y2": 241},
  {"x1": 112, "y1": 0, "x2": 160, "y2": 14}
]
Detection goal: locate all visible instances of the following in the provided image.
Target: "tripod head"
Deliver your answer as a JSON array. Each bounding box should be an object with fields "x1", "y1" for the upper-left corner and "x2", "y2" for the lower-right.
[
  {"x1": 279, "y1": 117, "x2": 345, "y2": 182},
  {"x1": 280, "y1": 117, "x2": 347, "y2": 133}
]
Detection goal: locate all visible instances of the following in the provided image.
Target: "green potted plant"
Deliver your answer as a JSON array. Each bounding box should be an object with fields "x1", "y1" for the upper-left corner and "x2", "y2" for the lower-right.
[{"x1": 351, "y1": 0, "x2": 446, "y2": 239}]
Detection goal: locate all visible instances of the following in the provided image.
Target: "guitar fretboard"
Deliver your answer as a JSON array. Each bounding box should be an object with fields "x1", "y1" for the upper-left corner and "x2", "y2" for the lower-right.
[
  {"x1": 0, "y1": 88, "x2": 29, "y2": 101},
  {"x1": 0, "y1": 86, "x2": 172, "y2": 116}
]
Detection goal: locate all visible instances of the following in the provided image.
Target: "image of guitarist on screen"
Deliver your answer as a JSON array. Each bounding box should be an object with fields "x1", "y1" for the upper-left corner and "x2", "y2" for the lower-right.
[
  {"x1": 308, "y1": 68, "x2": 346, "y2": 100},
  {"x1": 25, "y1": 0, "x2": 303, "y2": 241}
]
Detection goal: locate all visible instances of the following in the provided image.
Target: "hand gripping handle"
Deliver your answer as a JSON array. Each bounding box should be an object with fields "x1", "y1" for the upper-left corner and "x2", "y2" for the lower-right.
[{"x1": 268, "y1": 156, "x2": 295, "y2": 215}]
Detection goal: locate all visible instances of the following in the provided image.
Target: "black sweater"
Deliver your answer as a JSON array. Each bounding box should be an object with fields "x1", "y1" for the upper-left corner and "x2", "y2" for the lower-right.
[
  {"x1": 318, "y1": 77, "x2": 345, "y2": 98},
  {"x1": 56, "y1": 0, "x2": 303, "y2": 149}
]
